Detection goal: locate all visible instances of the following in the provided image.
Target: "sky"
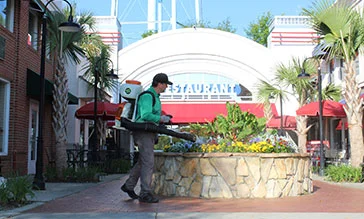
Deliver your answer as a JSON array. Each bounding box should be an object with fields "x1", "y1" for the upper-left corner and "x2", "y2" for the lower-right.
[{"x1": 73, "y1": 0, "x2": 313, "y2": 46}]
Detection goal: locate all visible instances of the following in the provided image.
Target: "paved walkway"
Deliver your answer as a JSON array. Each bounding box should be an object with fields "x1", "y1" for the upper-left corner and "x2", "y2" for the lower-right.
[{"x1": 1, "y1": 174, "x2": 364, "y2": 219}]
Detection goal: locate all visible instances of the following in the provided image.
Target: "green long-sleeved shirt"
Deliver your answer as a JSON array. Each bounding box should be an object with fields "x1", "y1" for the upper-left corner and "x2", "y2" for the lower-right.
[{"x1": 134, "y1": 87, "x2": 161, "y2": 124}]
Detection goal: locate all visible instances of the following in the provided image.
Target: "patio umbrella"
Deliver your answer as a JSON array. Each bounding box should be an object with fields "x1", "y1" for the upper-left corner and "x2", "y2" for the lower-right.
[
  {"x1": 296, "y1": 100, "x2": 346, "y2": 118},
  {"x1": 75, "y1": 102, "x2": 120, "y2": 120},
  {"x1": 266, "y1": 115, "x2": 296, "y2": 130}
]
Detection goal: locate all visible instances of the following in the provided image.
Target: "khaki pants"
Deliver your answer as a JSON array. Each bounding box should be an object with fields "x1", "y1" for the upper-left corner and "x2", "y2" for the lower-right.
[{"x1": 124, "y1": 131, "x2": 157, "y2": 195}]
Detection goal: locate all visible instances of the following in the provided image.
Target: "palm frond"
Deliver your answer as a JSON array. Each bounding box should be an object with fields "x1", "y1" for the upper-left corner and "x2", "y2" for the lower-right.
[{"x1": 321, "y1": 83, "x2": 341, "y2": 101}]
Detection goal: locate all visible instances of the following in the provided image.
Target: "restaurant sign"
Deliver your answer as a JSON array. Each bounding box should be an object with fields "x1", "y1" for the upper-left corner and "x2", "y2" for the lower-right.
[{"x1": 165, "y1": 83, "x2": 240, "y2": 95}]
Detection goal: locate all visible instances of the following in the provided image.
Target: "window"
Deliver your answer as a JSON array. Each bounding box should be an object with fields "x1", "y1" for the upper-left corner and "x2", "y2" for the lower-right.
[
  {"x1": 28, "y1": 10, "x2": 40, "y2": 50},
  {"x1": 0, "y1": 78, "x2": 10, "y2": 156},
  {"x1": 28, "y1": 0, "x2": 43, "y2": 50},
  {"x1": 0, "y1": 0, "x2": 15, "y2": 32}
]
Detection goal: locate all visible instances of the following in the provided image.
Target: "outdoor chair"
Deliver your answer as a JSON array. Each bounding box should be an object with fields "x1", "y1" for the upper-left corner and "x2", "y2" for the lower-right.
[{"x1": 67, "y1": 149, "x2": 88, "y2": 169}]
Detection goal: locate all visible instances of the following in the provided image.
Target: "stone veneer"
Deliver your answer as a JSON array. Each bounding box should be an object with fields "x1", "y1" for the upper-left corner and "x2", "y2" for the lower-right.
[{"x1": 152, "y1": 152, "x2": 312, "y2": 198}]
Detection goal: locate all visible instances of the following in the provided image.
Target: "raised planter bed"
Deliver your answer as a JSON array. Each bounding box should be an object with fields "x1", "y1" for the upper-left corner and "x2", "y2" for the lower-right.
[{"x1": 152, "y1": 152, "x2": 312, "y2": 198}]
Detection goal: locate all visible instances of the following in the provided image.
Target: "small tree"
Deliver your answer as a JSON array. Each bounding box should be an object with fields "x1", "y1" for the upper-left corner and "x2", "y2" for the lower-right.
[
  {"x1": 141, "y1": 30, "x2": 157, "y2": 38},
  {"x1": 179, "y1": 18, "x2": 236, "y2": 33},
  {"x1": 215, "y1": 18, "x2": 236, "y2": 33},
  {"x1": 244, "y1": 12, "x2": 273, "y2": 47}
]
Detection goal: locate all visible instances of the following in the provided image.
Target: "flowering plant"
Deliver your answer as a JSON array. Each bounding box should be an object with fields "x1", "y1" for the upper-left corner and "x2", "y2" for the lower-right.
[
  {"x1": 163, "y1": 102, "x2": 297, "y2": 154},
  {"x1": 163, "y1": 133, "x2": 297, "y2": 153}
]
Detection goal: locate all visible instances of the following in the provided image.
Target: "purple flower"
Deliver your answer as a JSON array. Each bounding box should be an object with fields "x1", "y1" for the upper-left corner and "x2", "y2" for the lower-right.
[
  {"x1": 249, "y1": 137, "x2": 262, "y2": 143},
  {"x1": 184, "y1": 142, "x2": 192, "y2": 148}
]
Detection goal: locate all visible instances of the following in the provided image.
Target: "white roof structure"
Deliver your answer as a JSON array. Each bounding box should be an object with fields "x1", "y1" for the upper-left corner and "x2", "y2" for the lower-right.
[{"x1": 118, "y1": 27, "x2": 280, "y2": 103}]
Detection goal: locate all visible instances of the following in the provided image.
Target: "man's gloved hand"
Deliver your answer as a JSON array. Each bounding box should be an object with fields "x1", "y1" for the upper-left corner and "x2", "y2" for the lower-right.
[{"x1": 160, "y1": 115, "x2": 171, "y2": 123}]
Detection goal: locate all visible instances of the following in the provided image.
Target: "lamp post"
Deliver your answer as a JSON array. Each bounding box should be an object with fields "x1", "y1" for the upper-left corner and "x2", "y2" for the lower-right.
[
  {"x1": 298, "y1": 58, "x2": 325, "y2": 176},
  {"x1": 33, "y1": 0, "x2": 80, "y2": 190},
  {"x1": 91, "y1": 58, "x2": 119, "y2": 163}
]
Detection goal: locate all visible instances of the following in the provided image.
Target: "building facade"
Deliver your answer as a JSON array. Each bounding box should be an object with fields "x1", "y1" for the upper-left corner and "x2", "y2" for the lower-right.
[{"x1": 0, "y1": 0, "x2": 63, "y2": 175}]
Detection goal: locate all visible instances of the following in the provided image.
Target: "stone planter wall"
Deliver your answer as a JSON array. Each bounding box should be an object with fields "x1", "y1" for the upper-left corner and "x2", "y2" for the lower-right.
[{"x1": 152, "y1": 153, "x2": 312, "y2": 198}]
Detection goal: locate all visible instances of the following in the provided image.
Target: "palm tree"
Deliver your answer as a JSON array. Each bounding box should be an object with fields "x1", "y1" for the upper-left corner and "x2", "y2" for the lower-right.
[
  {"x1": 256, "y1": 57, "x2": 341, "y2": 153},
  {"x1": 303, "y1": 0, "x2": 364, "y2": 167},
  {"x1": 46, "y1": 9, "x2": 85, "y2": 173},
  {"x1": 81, "y1": 45, "x2": 117, "y2": 148},
  {"x1": 47, "y1": 8, "x2": 112, "y2": 173}
]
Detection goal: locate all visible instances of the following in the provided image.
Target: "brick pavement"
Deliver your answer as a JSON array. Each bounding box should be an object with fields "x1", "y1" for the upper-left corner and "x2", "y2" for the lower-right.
[{"x1": 24, "y1": 175, "x2": 364, "y2": 214}]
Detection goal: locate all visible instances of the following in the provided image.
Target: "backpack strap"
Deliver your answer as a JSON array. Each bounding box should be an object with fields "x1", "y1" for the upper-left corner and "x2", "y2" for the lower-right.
[
  {"x1": 138, "y1": 91, "x2": 156, "y2": 106},
  {"x1": 131, "y1": 90, "x2": 156, "y2": 122}
]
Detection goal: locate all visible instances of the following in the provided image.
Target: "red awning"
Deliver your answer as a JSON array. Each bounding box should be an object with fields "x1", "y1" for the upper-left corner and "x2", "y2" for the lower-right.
[
  {"x1": 266, "y1": 115, "x2": 296, "y2": 130},
  {"x1": 161, "y1": 102, "x2": 277, "y2": 124},
  {"x1": 75, "y1": 102, "x2": 120, "y2": 120},
  {"x1": 296, "y1": 100, "x2": 346, "y2": 118}
]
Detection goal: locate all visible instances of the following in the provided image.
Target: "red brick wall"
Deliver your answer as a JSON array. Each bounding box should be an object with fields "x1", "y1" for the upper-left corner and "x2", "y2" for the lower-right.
[{"x1": 0, "y1": 0, "x2": 56, "y2": 175}]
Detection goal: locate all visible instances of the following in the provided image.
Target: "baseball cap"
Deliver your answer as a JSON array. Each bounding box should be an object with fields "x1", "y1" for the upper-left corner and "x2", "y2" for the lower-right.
[{"x1": 153, "y1": 73, "x2": 173, "y2": 85}]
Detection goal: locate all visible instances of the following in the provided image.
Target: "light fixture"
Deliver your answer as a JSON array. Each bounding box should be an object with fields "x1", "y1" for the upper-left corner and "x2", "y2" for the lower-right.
[{"x1": 297, "y1": 69, "x2": 311, "y2": 79}]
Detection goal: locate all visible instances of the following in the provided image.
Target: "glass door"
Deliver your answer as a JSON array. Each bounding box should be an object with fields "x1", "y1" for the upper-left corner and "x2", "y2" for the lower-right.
[{"x1": 28, "y1": 102, "x2": 38, "y2": 174}]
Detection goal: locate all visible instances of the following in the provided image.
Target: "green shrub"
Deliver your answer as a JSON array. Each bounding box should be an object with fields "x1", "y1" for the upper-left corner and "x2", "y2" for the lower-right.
[
  {"x1": 108, "y1": 159, "x2": 131, "y2": 173},
  {"x1": 312, "y1": 166, "x2": 320, "y2": 174},
  {"x1": 205, "y1": 102, "x2": 265, "y2": 142},
  {"x1": 0, "y1": 182, "x2": 11, "y2": 204},
  {"x1": 45, "y1": 166, "x2": 57, "y2": 182},
  {"x1": 154, "y1": 135, "x2": 172, "y2": 150},
  {"x1": 155, "y1": 135, "x2": 183, "y2": 150},
  {"x1": 0, "y1": 175, "x2": 34, "y2": 205},
  {"x1": 61, "y1": 167, "x2": 102, "y2": 182},
  {"x1": 325, "y1": 164, "x2": 363, "y2": 183}
]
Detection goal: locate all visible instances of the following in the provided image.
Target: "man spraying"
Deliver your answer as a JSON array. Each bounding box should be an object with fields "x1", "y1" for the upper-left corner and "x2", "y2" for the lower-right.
[{"x1": 121, "y1": 73, "x2": 173, "y2": 203}]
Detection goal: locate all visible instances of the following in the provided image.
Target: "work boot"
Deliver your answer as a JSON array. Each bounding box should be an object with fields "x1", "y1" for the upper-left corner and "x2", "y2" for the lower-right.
[
  {"x1": 138, "y1": 193, "x2": 159, "y2": 203},
  {"x1": 121, "y1": 184, "x2": 139, "y2": 199}
]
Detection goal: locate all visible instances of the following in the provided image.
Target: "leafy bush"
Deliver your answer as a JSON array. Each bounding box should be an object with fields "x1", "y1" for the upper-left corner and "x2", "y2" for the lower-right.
[
  {"x1": 107, "y1": 159, "x2": 131, "y2": 173},
  {"x1": 61, "y1": 167, "x2": 102, "y2": 182},
  {"x1": 45, "y1": 166, "x2": 57, "y2": 182},
  {"x1": 180, "y1": 123, "x2": 211, "y2": 138},
  {"x1": 0, "y1": 181, "x2": 11, "y2": 205},
  {"x1": 205, "y1": 102, "x2": 266, "y2": 142},
  {"x1": 0, "y1": 175, "x2": 34, "y2": 205},
  {"x1": 154, "y1": 135, "x2": 172, "y2": 150},
  {"x1": 325, "y1": 164, "x2": 363, "y2": 183},
  {"x1": 155, "y1": 135, "x2": 183, "y2": 150},
  {"x1": 44, "y1": 165, "x2": 106, "y2": 183}
]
